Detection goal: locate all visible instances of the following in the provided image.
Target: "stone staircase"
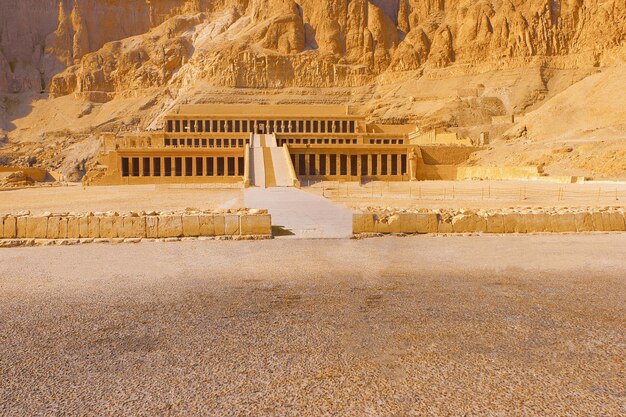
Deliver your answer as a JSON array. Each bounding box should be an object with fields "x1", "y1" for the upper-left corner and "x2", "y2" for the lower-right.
[{"x1": 248, "y1": 134, "x2": 298, "y2": 188}]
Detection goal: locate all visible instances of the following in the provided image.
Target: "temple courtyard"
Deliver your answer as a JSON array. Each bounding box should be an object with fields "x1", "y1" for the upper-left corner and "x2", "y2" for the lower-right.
[
  {"x1": 1, "y1": 180, "x2": 625, "y2": 218},
  {"x1": 0, "y1": 235, "x2": 624, "y2": 415}
]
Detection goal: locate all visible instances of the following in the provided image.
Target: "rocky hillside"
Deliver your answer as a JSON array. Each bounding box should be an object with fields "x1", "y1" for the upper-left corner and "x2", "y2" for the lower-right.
[{"x1": 1, "y1": 0, "x2": 625, "y2": 178}]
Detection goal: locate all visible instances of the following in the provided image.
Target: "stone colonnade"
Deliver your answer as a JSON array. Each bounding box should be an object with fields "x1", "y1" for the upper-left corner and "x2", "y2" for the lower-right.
[
  {"x1": 120, "y1": 155, "x2": 246, "y2": 178},
  {"x1": 289, "y1": 151, "x2": 408, "y2": 178},
  {"x1": 166, "y1": 118, "x2": 357, "y2": 135}
]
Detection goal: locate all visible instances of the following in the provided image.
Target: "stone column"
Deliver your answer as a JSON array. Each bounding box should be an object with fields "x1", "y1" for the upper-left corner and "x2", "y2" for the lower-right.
[
  {"x1": 409, "y1": 148, "x2": 418, "y2": 181},
  {"x1": 304, "y1": 153, "x2": 311, "y2": 175},
  {"x1": 357, "y1": 153, "x2": 362, "y2": 179},
  {"x1": 192, "y1": 157, "x2": 197, "y2": 177},
  {"x1": 294, "y1": 154, "x2": 300, "y2": 176},
  {"x1": 315, "y1": 153, "x2": 320, "y2": 176},
  {"x1": 347, "y1": 153, "x2": 352, "y2": 178}
]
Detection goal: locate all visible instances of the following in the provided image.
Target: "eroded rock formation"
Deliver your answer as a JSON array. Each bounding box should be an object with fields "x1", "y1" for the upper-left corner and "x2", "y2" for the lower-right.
[{"x1": 0, "y1": 0, "x2": 623, "y2": 96}]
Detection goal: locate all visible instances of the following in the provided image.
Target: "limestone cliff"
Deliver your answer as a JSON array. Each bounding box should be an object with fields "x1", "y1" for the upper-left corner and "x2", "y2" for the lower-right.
[{"x1": 0, "y1": 0, "x2": 623, "y2": 96}]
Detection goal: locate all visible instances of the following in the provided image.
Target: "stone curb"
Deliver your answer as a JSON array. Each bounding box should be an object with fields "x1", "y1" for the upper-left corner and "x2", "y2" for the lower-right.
[
  {"x1": 353, "y1": 210, "x2": 626, "y2": 235},
  {"x1": 0, "y1": 235, "x2": 274, "y2": 248},
  {"x1": 0, "y1": 212, "x2": 273, "y2": 242}
]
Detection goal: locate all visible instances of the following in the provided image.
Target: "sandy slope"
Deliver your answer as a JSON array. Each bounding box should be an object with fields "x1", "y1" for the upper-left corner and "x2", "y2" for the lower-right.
[{"x1": 467, "y1": 65, "x2": 626, "y2": 179}]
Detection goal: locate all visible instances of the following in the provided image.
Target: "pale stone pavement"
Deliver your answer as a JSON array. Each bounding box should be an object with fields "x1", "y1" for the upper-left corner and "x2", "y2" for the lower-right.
[{"x1": 244, "y1": 187, "x2": 353, "y2": 238}]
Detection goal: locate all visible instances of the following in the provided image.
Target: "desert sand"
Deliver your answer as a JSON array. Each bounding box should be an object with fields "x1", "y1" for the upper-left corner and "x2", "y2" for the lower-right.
[{"x1": 0, "y1": 235, "x2": 624, "y2": 416}]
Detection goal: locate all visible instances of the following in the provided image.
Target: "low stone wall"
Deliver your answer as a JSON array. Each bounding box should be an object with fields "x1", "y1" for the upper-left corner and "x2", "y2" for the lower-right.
[
  {"x1": 456, "y1": 166, "x2": 582, "y2": 183},
  {"x1": 0, "y1": 209, "x2": 272, "y2": 247},
  {"x1": 353, "y1": 207, "x2": 626, "y2": 235}
]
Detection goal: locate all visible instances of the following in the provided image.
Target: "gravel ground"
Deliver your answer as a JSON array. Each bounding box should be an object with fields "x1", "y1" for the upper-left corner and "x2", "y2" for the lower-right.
[{"x1": 0, "y1": 235, "x2": 625, "y2": 416}]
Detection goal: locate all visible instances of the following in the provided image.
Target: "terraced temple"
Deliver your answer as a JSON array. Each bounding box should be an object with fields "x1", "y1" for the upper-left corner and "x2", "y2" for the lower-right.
[{"x1": 86, "y1": 104, "x2": 478, "y2": 186}]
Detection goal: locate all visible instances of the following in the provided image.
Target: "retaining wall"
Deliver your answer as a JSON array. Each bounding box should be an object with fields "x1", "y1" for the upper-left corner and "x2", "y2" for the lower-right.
[
  {"x1": 0, "y1": 210, "x2": 272, "y2": 246},
  {"x1": 353, "y1": 208, "x2": 626, "y2": 235}
]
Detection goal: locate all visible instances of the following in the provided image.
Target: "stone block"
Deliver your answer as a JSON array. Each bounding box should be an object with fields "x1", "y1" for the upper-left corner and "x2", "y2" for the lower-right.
[
  {"x1": 66, "y1": 217, "x2": 80, "y2": 238},
  {"x1": 213, "y1": 215, "x2": 225, "y2": 236},
  {"x1": 353, "y1": 213, "x2": 375, "y2": 234},
  {"x1": 604, "y1": 212, "x2": 625, "y2": 231},
  {"x1": 415, "y1": 213, "x2": 438, "y2": 234},
  {"x1": 199, "y1": 215, "x2": 215, "y2": 236},
  {"x1": 2, "y1": 216, "x2": 16, "y2": 239},
  {"x1": 503, "y1": 213, "x2": 526, "y2": 233},
  {"x1": 575, "y1": 212, "x2": 593, "y2": 232},
  {"x1": 59, "y1": 218, "x2": 68, "y2": 239},
  {"x1": 16, "y1": 217, "x2": 28, "y2": 238},
  {"x1": 182, "y1": 215, "x2": 200, "y2": 237},
  {"x1": 158, "y1": 215, "x2": 183, "y2": 238},
  {"x1": 88, "y1": 217, "x2": 101, "y2": 238},
  {"x1": 224, "y1": 215, "x2": 241, "y2": 235},
  {"x1": 374, "y1": 216, "x2": 390, "y2": 234},
  {"x1": 437, "y1": 219, "x2": 453, "y2": 233},
  {"x1": 398, "y1": 213, "x2": 417, "y2": 233},
  {"x1": 26, "y1": 217, "x2": 48, "y2": 239},
  {"x1": 146, "y1": 216, "x2": 158, "y2": 238},
  {"x1": 373, "y1": 215, "x2": 402, "y2": 234},
  {"x1": 122, "y1": 216, "x2": 146, "y2": 238},
  {"x1": 241, "y1": 214, "x2": 272, "y2": 235},
  {"x1": 452, "y1": 214, "x2": 486, "y2": 233},
  {"x1": 99, "y1": 217, "x2": 117, "y2": 238},
  {"x1": 550, "y1": 213, "x2": 576, "y2": 233},
  {"x1": 591, "y1": 212, "x2": 605, "y2": 231},
  {"x1": 486, "y1": 214, "x2": 505, "y2": 233},
  {"x1": 46, "y1": 217, "x2": 61, "y2": 239},
  {"x1": 78, "y1": 217, "x2": 90, "y2": 238},
  {"x1": 525, "y1": 213, "x2": 549, "y2": 233}
]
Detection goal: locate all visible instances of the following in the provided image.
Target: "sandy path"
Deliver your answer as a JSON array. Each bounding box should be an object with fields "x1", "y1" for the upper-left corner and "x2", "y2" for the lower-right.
[{"x1": 0, "y1": 235, "x2": 624, "y2": 416}]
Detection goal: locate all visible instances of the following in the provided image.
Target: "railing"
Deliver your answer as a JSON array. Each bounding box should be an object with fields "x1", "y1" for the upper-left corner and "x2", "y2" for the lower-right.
[{"x1": 304, "y1": 180, "x2": 626, "y2": 206}]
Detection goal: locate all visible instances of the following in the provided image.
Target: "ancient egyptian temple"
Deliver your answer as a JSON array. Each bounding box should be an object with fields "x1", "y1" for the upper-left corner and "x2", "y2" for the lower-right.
[{"x1": 86, "y1": 104, "x2": 476, "y2": 186}]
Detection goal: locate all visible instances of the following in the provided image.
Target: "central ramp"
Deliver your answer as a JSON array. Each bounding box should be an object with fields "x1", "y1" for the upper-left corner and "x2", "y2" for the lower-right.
[
  {"x1": 244, "y1": 187, "x2": 353, "y2": 239},
  {"x1": 248, "y1": 134, "x2": 297, "y2": 188}
]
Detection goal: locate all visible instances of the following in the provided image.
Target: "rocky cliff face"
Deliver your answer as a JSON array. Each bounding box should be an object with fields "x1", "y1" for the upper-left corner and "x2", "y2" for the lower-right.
[{"x1": 1, "y1": 0, "x2": 623, "y2": 96}]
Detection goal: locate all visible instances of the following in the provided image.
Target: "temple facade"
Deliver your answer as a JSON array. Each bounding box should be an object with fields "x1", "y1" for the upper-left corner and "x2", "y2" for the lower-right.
[{"x1": 86, "y1": 104, "x2": 478, "y2": 186}]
